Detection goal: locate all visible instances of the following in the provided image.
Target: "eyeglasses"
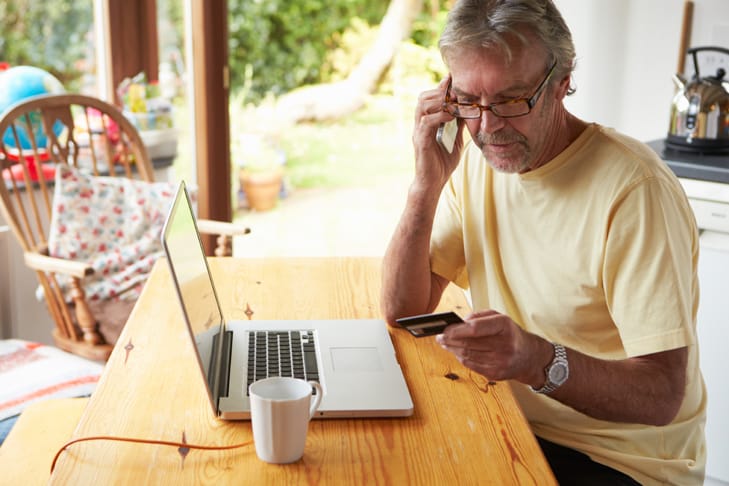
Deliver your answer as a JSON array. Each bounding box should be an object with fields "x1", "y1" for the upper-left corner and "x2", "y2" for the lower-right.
[{"x1": 442, "y1": 60, "x2": 558, "y2": 119}]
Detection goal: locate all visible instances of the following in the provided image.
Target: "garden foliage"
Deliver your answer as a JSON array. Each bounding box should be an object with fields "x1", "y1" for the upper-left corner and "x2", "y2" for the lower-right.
[{"x1": 228, "y1": 0, "x2": 389, "y2": 98}]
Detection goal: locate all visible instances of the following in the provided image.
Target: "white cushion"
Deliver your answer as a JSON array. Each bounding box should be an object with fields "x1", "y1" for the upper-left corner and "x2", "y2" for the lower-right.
[{"x1": 0, "y1": 339, "x2": 104, "y2": 420}]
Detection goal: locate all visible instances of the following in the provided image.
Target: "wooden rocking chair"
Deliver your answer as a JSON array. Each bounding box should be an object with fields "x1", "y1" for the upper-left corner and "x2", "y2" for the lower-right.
[{"x1": 0, "y1": 93, "x2": 248, "y2": 361}]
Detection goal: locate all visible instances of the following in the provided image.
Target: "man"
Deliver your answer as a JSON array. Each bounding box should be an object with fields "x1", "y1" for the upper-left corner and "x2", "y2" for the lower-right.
[{"x1": 380, "y1": 1, "x2": 706, "y2": 484}]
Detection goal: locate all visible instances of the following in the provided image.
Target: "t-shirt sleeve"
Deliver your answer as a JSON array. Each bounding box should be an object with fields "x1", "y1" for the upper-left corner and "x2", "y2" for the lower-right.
[
  {"x1": 603, "y1": 177, "x2": 698, "y2": 357},
  {"x1": 430, "y1": 176, "x2": 470, "y2": 289}
]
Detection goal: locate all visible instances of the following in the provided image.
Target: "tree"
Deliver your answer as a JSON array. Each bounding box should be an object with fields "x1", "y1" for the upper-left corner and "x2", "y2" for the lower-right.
[
  {"x1": 275, "y1": 0, "x2": 425, "y2": 123},
  {"x1": 228, "y1": 0, "x2": 390, "y2": 98},
  {"x1": 0, "y1": 0, "x2": 92, "y2": 89}
]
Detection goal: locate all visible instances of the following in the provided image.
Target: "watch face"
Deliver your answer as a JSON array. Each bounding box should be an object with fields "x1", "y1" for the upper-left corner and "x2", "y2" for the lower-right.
[{"x1": 548, "y1": 363, "x2": 569, "y2": 385}]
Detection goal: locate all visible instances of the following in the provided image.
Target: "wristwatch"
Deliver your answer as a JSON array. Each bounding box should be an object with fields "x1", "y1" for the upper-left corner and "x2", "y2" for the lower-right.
[{"x1": 531, "y1": 343, "x2": 569, "y2": 394}]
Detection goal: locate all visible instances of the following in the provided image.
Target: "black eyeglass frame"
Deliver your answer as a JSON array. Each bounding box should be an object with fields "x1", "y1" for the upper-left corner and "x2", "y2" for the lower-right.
[{"x1": 442, "y1": 60, "x2": 558, "y2": 119}]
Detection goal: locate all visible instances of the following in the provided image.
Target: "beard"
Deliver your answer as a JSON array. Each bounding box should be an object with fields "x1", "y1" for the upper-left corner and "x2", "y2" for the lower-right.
[{"x1": 475, "y1": 130, "x2": 532, "y2": 173}]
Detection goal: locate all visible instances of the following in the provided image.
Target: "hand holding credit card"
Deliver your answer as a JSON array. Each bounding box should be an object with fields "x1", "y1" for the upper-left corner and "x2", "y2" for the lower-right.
[{"x1": 395, "y1": 311, "x2": 463, "y2": 337}]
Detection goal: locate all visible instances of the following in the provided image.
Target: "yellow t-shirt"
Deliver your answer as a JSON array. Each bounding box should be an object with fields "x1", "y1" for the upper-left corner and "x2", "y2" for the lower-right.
[{"x1": 430, "y1": 124, "x2": 706, "y2": 485}]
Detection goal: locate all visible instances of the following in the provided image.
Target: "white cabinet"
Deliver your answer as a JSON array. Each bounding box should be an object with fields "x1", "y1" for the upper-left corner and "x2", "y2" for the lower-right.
[
  {"x1": 679, "y1": 176, "x2": 729, "y2": 484},
  {"x1": 696, "y1": 231, "x2": 729, "y2": 484}
]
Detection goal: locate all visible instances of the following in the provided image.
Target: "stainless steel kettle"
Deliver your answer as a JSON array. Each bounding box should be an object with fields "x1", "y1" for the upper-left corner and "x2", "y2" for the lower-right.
[{"x1": 668, "y1": 46, "x2": 729, "y2": 153}]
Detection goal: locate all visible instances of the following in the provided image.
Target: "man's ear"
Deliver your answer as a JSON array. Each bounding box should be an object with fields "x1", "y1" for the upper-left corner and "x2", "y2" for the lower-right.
[{"x1": 555, "y1": 74, "x2": 572, "y2": 100}]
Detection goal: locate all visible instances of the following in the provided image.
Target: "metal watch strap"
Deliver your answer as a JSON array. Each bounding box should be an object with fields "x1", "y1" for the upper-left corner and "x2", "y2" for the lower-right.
[{"x1": 530, "y1": 343, "x2": 568, "y2": 395}]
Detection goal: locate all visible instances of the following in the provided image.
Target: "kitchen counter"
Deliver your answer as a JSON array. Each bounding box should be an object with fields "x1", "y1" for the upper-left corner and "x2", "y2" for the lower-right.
[{"x1": 647, "y1": 138, "x2": 729, "y2": 184}]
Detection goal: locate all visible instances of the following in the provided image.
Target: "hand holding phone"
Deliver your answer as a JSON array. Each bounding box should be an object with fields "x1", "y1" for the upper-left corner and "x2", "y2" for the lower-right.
[
  {"x1": 396, "y1": 311, "x2": 463, "y2": 337},
  {"x1": 436, "y1": 118, "x2": 459, "y2": 153}
]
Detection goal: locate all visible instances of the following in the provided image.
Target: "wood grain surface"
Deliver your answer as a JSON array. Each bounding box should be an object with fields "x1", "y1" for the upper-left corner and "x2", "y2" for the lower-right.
[{"x1": 41, "y1": 257, "x2": 555, "y2": 485}]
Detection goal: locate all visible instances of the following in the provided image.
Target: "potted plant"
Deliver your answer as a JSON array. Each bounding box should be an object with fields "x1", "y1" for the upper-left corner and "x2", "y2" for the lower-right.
[{"x1": 235, "y1": 132, "x2": 285, "y2": 211}]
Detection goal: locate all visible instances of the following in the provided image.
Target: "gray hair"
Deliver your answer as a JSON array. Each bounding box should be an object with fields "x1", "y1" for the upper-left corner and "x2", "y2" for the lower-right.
[{"x1": 439, "y1": 0, "x2": 576, "y2": 94}]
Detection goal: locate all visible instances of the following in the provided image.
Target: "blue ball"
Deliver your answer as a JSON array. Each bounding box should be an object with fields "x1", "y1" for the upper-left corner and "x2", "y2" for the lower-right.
[{"x1": 0, "y1": 66, "x2": 65, "y2": 151}]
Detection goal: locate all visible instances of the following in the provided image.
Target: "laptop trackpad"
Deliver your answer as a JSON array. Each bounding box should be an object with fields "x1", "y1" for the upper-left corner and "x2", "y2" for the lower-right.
[{"x1": 330, "y1": 347, "x2": 383, "y2": 372}]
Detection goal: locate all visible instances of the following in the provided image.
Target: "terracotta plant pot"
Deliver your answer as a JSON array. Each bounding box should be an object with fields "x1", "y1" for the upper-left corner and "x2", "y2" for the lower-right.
[{"x1": 239, "y1": 167, "x2": 283, "y2": 211}]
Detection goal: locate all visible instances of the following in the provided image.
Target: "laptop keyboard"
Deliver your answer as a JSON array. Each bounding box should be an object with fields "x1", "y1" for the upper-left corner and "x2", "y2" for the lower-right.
[{"x1": 246, "y1": 330, "x2": 320, "y2": 395}]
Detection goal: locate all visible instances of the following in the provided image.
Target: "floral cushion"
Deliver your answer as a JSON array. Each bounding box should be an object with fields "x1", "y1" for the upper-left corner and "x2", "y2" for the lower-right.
[{"x1": 46, "y1": 164, "x2": 176, "y2": 302}]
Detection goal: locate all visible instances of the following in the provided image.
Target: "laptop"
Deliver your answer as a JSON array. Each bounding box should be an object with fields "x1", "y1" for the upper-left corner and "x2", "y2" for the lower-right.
[{"x1": 160, "y1": 181, "x2": 414, "y2": 420}]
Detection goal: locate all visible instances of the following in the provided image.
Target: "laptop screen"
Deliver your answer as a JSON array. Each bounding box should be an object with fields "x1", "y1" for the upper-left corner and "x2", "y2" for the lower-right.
[{"x1": 161, "y1": 182, "x2": 225, "y2": 400}]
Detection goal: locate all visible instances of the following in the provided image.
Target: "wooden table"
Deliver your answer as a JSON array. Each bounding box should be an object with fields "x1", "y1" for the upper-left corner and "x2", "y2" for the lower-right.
[{"x1": 8, "y1": 257, "x2": 556, "y2": 484}]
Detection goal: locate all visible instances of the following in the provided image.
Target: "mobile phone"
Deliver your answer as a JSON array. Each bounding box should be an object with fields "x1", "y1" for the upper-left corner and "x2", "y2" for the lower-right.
[
  {"x1": 396, "y1": 311, "x2": 463, "y2": 338},
  {"x1": 436, "y1": 118, "x2": 458, "y2": 153}
]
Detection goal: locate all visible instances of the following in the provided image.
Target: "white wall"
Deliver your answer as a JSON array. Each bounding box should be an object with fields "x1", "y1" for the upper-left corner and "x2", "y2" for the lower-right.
[{"x1": 554, "y1": 0, "x2": 729, "y2": 142}]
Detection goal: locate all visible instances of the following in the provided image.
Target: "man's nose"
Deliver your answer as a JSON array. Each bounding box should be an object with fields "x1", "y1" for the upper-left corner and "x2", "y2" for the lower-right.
[{"x1": 480, "y1": 109, "x2": 506, "y2": 134}]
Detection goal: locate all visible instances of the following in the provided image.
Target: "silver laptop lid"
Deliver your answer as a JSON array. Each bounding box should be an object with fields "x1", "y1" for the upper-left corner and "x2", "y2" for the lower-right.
[{"x1": 161, "y1": 181, "x2": 226, "y2": 411}]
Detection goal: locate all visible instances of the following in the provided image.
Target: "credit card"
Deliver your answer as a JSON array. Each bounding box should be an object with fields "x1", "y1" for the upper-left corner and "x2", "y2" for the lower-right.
[{"x1": 396, "y1": 311, "x2": 463, "y2": 337}]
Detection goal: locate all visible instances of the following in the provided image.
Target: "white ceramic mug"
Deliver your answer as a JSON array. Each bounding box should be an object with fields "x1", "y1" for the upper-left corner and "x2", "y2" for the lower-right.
[{"x1": 248, "y1": 377, "x2": 323, "y2": 464}]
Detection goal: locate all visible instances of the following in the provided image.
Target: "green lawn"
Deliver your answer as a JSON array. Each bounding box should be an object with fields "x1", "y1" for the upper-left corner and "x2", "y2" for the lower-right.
[
  {"x1": 172, "y1": 90, "x2": 419, "y2": 202},
  {"x1": 281, "y1": 94, "x2": 416, "y2": 189}
]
